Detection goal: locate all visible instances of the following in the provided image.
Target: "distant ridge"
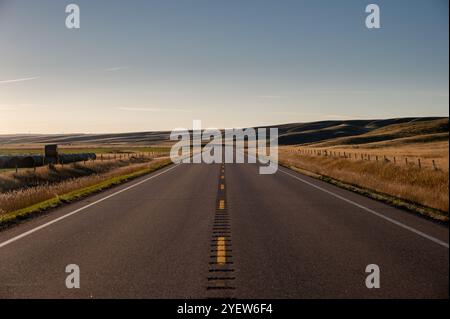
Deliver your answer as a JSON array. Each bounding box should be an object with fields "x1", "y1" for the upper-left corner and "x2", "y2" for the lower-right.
[
  {"x1": 0, "y1": 131, "x2": 171, "y2": 145},
  {"x1": 0, "y1": 117, "x2": 447, "y2": 146},
  {"x1": 272, "y1": 117, "x2": 448, "y2": 145}
]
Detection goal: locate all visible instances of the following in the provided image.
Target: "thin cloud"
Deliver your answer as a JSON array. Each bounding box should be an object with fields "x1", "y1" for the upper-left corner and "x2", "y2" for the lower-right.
[
  {"x1": 258, "y1": 95, "x2": 283, "y2": 99},
  {"x1": 0, "y1": 103, "x2": 41, "y2": 111},
  {"x1": 268, "y1": 110, "x2": 303, "y2": 115},
  {"x1": 410, "y1": 90, "x2": 449, "y2": 98},
  {"x1": 268, "y1": 111, "x2": 374, "y2": 120},
  {"x1": 0, "y1": 104, "x2": 16, "y2": 111},
  {"x1": 115, "y1": 107, "x2": 192, "y2": 113},
  {"x1": 0, "y1": 76, "x2": 40, "y2": 84},
  {"x1": 295, "y1": 89, "x2": 449, "y2": 97},
  {"x1": 105, "y1": 67, "x2": 129, "y2": 72},
  {"x1": 315, "y1": 114, "x2": 369, "y2": 120}
]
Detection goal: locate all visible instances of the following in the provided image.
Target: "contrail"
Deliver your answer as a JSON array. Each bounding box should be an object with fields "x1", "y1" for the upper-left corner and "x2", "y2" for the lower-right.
[{"x1": 0, "y1": 76, "x2": 40, "y2": 84}]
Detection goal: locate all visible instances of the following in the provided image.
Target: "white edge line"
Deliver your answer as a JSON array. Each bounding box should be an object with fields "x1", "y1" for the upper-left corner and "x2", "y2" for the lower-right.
[
  {"x1": 217, "y1": 151, "x2": 447, "y2": 249},
  {"x1": 278, "y1": 168, "x2": 449, "y2": 249},
  {"x1": 0, "y1": 164, "x2": 181, "y2": 249}
]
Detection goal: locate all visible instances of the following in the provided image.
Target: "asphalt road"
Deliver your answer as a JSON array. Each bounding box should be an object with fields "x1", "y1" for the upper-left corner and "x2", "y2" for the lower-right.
[{"x1": 0, "y1": 162, "x2": 448, "y2": 298}]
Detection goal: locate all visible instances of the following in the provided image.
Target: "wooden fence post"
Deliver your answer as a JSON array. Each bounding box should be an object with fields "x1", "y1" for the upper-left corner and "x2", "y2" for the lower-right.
[{"x1": 432, "y1": 159, "x2": 437, "y2": 170}]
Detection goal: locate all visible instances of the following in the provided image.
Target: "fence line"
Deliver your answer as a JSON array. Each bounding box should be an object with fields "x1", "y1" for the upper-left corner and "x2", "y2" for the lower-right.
[
  {"x1": 287, "y1": 147, "x2": 441, "y2": 170},
  {"x1": 2, "y1": 150, "x2": 169, "y2": 176}
]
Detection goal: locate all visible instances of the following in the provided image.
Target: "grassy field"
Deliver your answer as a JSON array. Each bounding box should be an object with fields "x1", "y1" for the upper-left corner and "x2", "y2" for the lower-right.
[
  {"x1": 279, "y1": 142, "x2": 448, "y2": 220},
  {"x1": 276, "y1": 118, "x2": 449, "y2": 220},
  {"x1": 0, "y1": 156, "x2": 172, "y2": 225},
  {"x1": 0, "y1": 153, "x2": 167, "y2": 193},
  {"x1": 290, "y1": 140, "x2": 449, "y2": 171},
  {"x1": 0, "y1": 143, "x2": 172, "y2": 224},
  {"x1": 0, "y1": 146, "x2": 171, "y2": 156}
]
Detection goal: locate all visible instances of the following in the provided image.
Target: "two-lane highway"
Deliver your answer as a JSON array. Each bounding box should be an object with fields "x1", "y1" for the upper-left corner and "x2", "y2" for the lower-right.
[{"x1": 0, "y1": 162, "x2": 448, "y2": 298}]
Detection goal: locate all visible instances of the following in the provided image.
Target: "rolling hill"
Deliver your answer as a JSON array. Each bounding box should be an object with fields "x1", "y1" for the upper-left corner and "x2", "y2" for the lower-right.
[
  {"x1": 273, "y1": 117, "x2": 448, "y2": 145},
  {"x1": 0, "y1": 117, "x2": 447, "y2": 147}
]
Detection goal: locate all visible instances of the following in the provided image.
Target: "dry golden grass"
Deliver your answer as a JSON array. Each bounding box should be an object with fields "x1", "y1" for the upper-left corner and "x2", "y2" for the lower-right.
[
  {"x1": 288, "y1": 140, "x2": 449, "y2": 171},
  {"x1": 0, "y1": 145, "x2": 171, "y2": 155},
  {"x1": 279, "y1": 146, "x2": 449, "y2": 213},
  {"x1": 0, "y1": 156, "x2": 170, "y2": 215},
  {"x1": 291, "y1": 118, "x2": 449, "y2": 170},
  {"x1": 0, "y1": 154, "x2": 165, "y2": 193}
]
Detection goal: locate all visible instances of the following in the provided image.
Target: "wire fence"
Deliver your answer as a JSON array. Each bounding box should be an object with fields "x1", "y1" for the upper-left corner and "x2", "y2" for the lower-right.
[
  {"x1": 285, "y1": 148, "x2": 443, "y2": 171},
  {"x1": 3, "y1": 151, "x2": 169, "y2": 175}
]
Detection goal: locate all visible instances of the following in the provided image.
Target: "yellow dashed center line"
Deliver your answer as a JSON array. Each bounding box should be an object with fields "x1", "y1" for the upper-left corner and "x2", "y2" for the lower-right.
[
  {"x1": 217, "y1": 237, "x2": 226, "y2": 265},
  {"x1": 220, "y1": 175, "x2": 224, "y2": 179},
  {"x1": 220, "y1": 184, "x2": 225, "y2": 190},
  {"x1": 219, "y1": 200, "x2": 225, "y2": 210}
]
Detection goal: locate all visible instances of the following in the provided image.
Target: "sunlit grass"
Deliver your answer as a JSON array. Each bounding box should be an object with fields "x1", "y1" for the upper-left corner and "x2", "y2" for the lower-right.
[
  {"x1": 0, "y1": 157, "x2": 172, "y2": 225},
  {"x1": 279, "y1": 146, "x2": 449, "y2": 215}
]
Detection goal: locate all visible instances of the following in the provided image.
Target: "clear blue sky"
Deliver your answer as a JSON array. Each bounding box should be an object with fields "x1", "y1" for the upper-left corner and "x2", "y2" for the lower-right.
[{"x1": 0, "y1": 0, "x2": 448, "y2": 133}]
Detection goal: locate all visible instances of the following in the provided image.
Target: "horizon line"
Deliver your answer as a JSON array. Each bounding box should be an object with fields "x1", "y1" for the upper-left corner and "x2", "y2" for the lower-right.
[{"x1": 0, "y1": 116, "x2": 447, "y2": 136}]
